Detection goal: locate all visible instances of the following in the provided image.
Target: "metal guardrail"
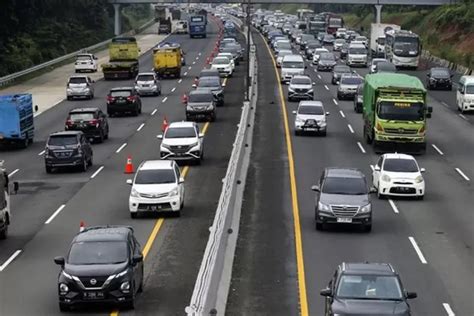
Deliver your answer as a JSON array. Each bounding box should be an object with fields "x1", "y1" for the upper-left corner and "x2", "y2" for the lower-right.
[
  {"x1": 421, "y1": 50, "x2": 472, "y2": 75},
  {"x1": 186, "y1": 32, "x2": 257, "y2": 316},
  {"x1": 0, "y1": 18, "x2": 156, "y2": 87}
]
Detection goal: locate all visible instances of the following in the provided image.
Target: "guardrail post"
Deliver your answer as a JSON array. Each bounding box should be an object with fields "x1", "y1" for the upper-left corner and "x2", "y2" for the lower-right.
[{"x1": 114, "y1": 4, "x2": 122, "y2": 36}]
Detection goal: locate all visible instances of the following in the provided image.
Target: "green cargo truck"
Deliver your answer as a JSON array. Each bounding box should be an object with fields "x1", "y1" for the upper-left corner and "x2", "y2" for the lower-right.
[
  {"x1": 362, "y1": 73, "x2": 432, "y2": 154},
  {"x1": 102, "y1": 37, "x2": 139, "y2": 80}
]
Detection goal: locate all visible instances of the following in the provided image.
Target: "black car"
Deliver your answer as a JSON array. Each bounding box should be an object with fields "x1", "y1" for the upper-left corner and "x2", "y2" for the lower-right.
[
  {"x1": 340, "y1": 43, "x2": 349, "y2": 59},
  {"x1": 426, "y1": 67, "x2": 453, "y2": 90},
  {"x1": 331, "y1": 65, "x2": 352, "y2": 85},
  {"x1": 305, "y1": 41, "x2": 323, "y2": 60},
  {"x1": 300, "y1": 34, "x2": 316, "y2": 50},
  {"x1": 107, "y1": 87, "x2": 142, "y2": 117},
  {"x1": 54, "y1": 226, "x2": 144, "y2": 311},
  {"x1": 320, "y1": 262, "x2": 417, "y2": 316},
  {"x1": 44, "y1": 131, "x2": 93, "y2": 173},
  {"x1": 185, "y1": 90, "x2": 217, "y2": 121},
  {"x1": 65, "y1": 108, "x2": 109, "y2": 143},
  {"x1": 195, "y1": 76, "x2": 224, "y2": 106},
  {"x1": 376, "y1": 61, "x2": 397, "y2": 73},
  {"x1": 354, "y1": 83, "x2": 365, "y2": 113}
]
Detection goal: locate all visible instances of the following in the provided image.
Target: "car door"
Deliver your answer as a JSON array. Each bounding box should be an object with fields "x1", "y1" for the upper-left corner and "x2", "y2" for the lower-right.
[
  {"x1": 174, "y1": 163, "x2": 184, "y2": 202},
  {"x1": 87, "y1": 77, "x2": 94, "y2": 94},
  {"x1": 81, "y1": 135, "x2": 92, "y2": 159},
  {"x1": 98, "y1": 110, "x2": 107, "y2": 132},
  {"x1": 373, "y1": 156, "x2": 384, "y2": 188},
  {"x1": 325, "y1": 269, "x2": 338, "y2": 315},
  {"x1": 130, "y1": 235, "x2": 143, "y2": 292}
]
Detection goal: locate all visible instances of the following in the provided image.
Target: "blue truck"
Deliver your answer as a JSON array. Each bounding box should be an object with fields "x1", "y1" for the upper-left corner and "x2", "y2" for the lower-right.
[
  {"x1": 0, "y1": 94, "x2": 34, "y2": 148},
  {"x1": 188, "y1": 14, "x2": 207, "y2": 38}
]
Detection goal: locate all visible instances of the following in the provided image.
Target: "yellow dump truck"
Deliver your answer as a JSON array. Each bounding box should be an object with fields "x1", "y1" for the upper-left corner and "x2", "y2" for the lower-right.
[
  {"x1": 153, "y1": 43, "x2": 182, "y2": 78},
  {"x1": 102, "y1": 37, "x2": 140, "y2": 80}
]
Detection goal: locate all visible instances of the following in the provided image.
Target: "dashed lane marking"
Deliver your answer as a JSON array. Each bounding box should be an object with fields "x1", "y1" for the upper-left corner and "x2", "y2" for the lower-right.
[
  {"x1": 8, "y1": 169, "x2": 19, "y2": 178},
  {"x1": 357, "y1": 142, "x2": 366, "y2": 154},
  {"x1": 38, "y1": 150, "x2": 45, "y2": 156},
  {"x1": 388, "y1": 199, "x2": 400, "y2": 214},
  {"x1": 151, "y1": 109, "x2": 157, "y2": 116},
  {"x1": 0, "y1": 250, "x2": 22, "y2": 272},
  {"x1": 178, "y1": 79, "x2": 183, "y2": 83},
  {"x1": 137, "y1": 123, "x2": 145, "y2": 131},
  {"x1": 442, "y1": 303, "x2": 455, "y2": 316},
  {"x1": 332, "y1": 98, "x2": 338, "y2": 105},
  {"x1": 45, "y1": 204, "x2": 66, "y2": 224},
  {"x1": 347, "y1": 124, "x2": 354, "y2": 134},
  {"x1": 162, "y1": 97, "x2": 168, "y2": 103},
  {"x1": 90, "y1": 166, "x2": 104, "y2": 179},
  {"x1": 324, "y1": 85, "x2": 329, "y2": 90},
  {"x1": 115, "y1": 143, "x2": 127, "y2": 154},
  {"x1": 455, "y1": 168, "x2": 470, "y2": 181},
  {"x1": 431, "y1": 144, "x2": 444, "y2": 155},
  {"x1": 171, "y1": 87, "x2": 176, "y2": 92},
  {"x1": 408, "y1": 236, "x2": 428, "y2": 264},
  {"x1": 339, "y1": 110, "x2": 345, "y2": 118}
]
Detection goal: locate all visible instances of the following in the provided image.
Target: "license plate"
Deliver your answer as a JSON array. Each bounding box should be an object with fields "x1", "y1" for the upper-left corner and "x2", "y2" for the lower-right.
[
  {"x1": 337, "y1": 218, "x2": 352, "y2": 223},
  {"x1": 305, "y1": 128, "x2": 317, "y2": 131},
  {"x1": 83, "y1": 292, "x2": 104, "y2": 300},
  {"x1": 117, "y1": 99, "x2": 126, "y2": 103},
  {"x1": 150, "y1": 205, "x2": 162, "y2": 211}
]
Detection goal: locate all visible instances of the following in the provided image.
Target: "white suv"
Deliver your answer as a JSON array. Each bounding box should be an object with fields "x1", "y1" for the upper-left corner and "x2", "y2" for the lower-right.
[
  {"x1": 74, "y1": 53, "x2": 98, "y2": 73},
  {"x1": 158, "y1": 121, "x2": 204, "y2": 164},
  {"x1": 211, "y1": 56, "x2": 233, "y2": 77},
  {"x1": 372, "y1": 153, "x2": 425, "y2": 199},
  {"x1": 293, "y1": 101, "x2": 329, "y2": 136},
  {"x1": 127, "y1": 160, "x2": 185, "y2": 217}
]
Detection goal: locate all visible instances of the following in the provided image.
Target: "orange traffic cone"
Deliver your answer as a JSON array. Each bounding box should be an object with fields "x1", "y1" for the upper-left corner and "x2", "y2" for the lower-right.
[
  {"x1": 161, "y1": 116, "x2": 169, "y2": 132},
  {"x1": 79, "y1": 221, "x2": 85, "y2": 232},
  {"x1": 124, "y1": 156, "x2": 134, "y2": 174},
  {"x1": 206, "y1": 57, "x2": 211, "y2": 65},
  {"x1": 182, "y1": 94, "x2": 188, "y2": 104}
]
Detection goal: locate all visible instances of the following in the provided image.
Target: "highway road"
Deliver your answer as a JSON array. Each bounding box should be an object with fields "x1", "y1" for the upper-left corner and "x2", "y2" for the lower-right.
[
  {"x1": 227, "y1": 27, "x2": 473, "y2": 316},
  {"x1": 0, "y1": 18, "x2": 247, "y2": 315}
]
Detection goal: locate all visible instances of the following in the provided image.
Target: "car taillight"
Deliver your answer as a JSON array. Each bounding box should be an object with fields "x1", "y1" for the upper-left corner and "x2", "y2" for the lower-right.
[
  {"x1": 127, "y1": 96, "x2": 136, "y2": 102},
  {"x1": 376, "y1": 122, "x2": 384, "y2": 132},
  {"x1": 65, "y1": 119, "x2": 73, "y2": 128},
  {"x1": 107, "y1": 96, "x2": 114, "y2": 103},
  {"x1": 89, "y1": 119, "x2": 99, "y2": 127}
]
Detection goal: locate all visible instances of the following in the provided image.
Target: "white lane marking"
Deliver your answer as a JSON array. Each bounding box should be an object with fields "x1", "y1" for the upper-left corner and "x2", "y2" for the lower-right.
[
  {"x1": 388, "y1": 199, "x2": 400, "y2": 214},
  {"x1": 339, "y1": 110, "x2": 345, "y2": 118},
  {"x1": 198, "y1": 52, "x2": 202, "y2": 56},
  {"x1": 370, "y1": 164, "x2": 375, "y2": 171},
  {"x1": 347, "y1": 124, "x2": 354, "y2": 134},
  {"x1": 431, "y1": 144, "x2": 444, "y2": 155},
  {"x1": 184, "y1": 72, "x2": 188, "y2": 76},
  {"x1": 459, "y1": 114, "x2": 468, "y2": 121},
  {"x1": 324, "y1": 85, "x2": 329, "y2": 90},
  {"x1": 150, "y1": 68, "x2": 154, "y2": 71},
  {"x1": 192, "y1": 61, "x2": 196, "y2": 65},
  {"x1": 45, "y1": 204, "x2": 66, "y2": 224},
  {"x1": 171, "y1": 87, "x2": 176, "y2": 92},
  {"x1": 188, "y1": 66, "x2": 192, "y2": 70},
  {"x1": 151, "y1": 109, "x2": 157, "y2": 116},
  {"x1": 0, "y1": 250, "x2": 22, "y2": 272},
  {"x1": 314, "y1": 69, "x2": 318, "y2": 73},
  {"x1": 441, "y1": 101, "x2": 450, "y2": 109},
  {"x1": 116, "y1": 143, "x2": 127, "y2": 153},
  {"x1": 38, "y1": 150, "x2": 45, "y2": 156},
  {"x1": 178, "y1": 79, "x2": 183, "y2": 83},
  {"x1": 195, "y1": 56, "x2": 199, "y2": 60},
  {"x1": 357, "y1": 142, "x2": 366, "y2": 154},
  {"x1": 333, "y1": 98, "x2": 338, "y2": 105},
  {"x1": 455, "y1": 168, "x2": 470, "y2": 181},
  {"x1": 162, "y1": 97, "x2": 168, "y2": 103},
  {"x1": 90, "y1": 166, "x2": 104, "y2": 179},
  {"x1": 442, "y1": 303, "x2": 455, "y2": 316},
  {"x1": 317, "y1": 74, "x2": 321, "y2": 79},
  {"x1": 8, "y1": 169, "x2": 19, "y2": 178},
  {"x1": 137, "y1": 123, "x2": 145, "y2": 131},
  {"x1": 408, "y1": 236, "x2": 428, "y2": 264}
]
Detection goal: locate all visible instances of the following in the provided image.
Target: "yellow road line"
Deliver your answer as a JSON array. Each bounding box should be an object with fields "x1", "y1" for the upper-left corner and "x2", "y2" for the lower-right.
[
  {"x1": 222, "y1": 77, "x2": 228, "y2": 87},
  {"x1": 259, "y1": 33, "x2": 309, "y2": 316}
]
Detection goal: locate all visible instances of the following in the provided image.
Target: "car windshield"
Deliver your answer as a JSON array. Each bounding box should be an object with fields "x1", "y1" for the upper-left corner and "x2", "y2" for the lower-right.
[
  {"x1": 137, "y1": 75, "x2": 155, "y2": 81},
  {"x1": 48, "y1": 135, "x2": 78, "y2": 146},
  {"x1": 377, "y1": 101, "x2": 424, "y2": 121},
  {"x1": 337, "y1": 275, "x2": 403, "y2": 300},
  {"x1": 69, "y1": 77, "x2": 87, "y2": 84},
  {"x1": 70, "y1": 113, "x2": 95, "y2": 121},
  {"x1": 383, "y1": 158, "x2": 418, "y2": 172},
  {"x1": 320, "y1": 53, "x2": 335, "y2": 61},
  {"x1": 322, "y1": 176, "x2": 367, "y2": 195},
  {"x1": 341, "y1": 77, "x2": 363, "y2": 85},
  {"x1": 299, "y1": 105, "x2": 324, "y2": 115},
  {"x1": 278, "y1": 42, "x2": 292, "y2": 49},
  {"x1": 68, "y1": 241, "x2": 128, "y2": 265},
  {"x1": 189, "y1": 93, "x2": 214, "y2": 102},
  {"x1": 135, "y1": 169, "x2": 176, "y2": 184},
  {"x1": 282, "y1": 61, "x2": 304, "y2": 69},
  {"x1": 334, "y1": 66, "x2": 351, "y2": 73},
  {"x1": 198, "y1": 78, "x2": 220, "y2": 88},
  {"x1": 213, "y1": 58, "x2": 230, "y2": 65},
  {"x1": 349, "y1": 47, "x2": 367, "y2": 54},
  {"x1": 431, "y1": 69, "x2": 449, "y2": 78},
  {"x1": 307, "y1": 42, "x2": 321, "y2": 49},
  {"x1": 165, "y1": 127, "x2": 196, "y2": 138},
  {"x1": 291, "y1": 77, "x2": 311, "y2": 85},
  {"x1": 110, "y1": 90, "x2": 131, "y2": 97},
  {"x1": 466, "y1": 85, "x2": 474, "y2": 94}
]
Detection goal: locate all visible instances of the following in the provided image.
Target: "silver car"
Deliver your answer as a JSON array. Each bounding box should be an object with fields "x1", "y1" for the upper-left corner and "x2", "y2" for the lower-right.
[
  {"x1": 337, "y1": 74, "x2": 364, "y2": 100},
  {"x1": 66, "y1": 75, "x2": 94, "y2": 100},
  {"x1": 288, "y1": 75, "x2": 314, "y2": 101},
  {"x1": 293, "y1": 100, "x2": 329, "y2": 136},
  {"x1": 134, "y1": 72, "x2": 161, "y2": 96}
]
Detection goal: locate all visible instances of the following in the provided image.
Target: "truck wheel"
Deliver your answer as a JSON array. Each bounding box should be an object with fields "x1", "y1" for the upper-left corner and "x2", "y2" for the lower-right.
[
  {"x1": 364, "y1": 127, "x2": 373, "y2": 144},
  {"x1": 59, "y1": 302, "x2": 70, "y2": 312},
  {"x1": 21, "y1": 137, "x2": 29, "y2": 149}
]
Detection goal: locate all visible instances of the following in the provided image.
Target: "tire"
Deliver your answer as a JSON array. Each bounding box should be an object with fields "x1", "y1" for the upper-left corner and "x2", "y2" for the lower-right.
[
  {"x1": 337, "y1": 93, "x2": 342, "y2": 100},
  {"x1": 97, "y1": 131, "x2": 104, "y2": 143},
  {"x1": 417, "y1": 195, "x2": 425, "y2": 201},
  {"x1": 67, "y1": 96, "x2": 72, "y2": 101},
  {"x1": 138, "y1": 106, "x2": 142, "y2": 114},
  {"x1": 88, "y1": 155, "x2": 93, "y2": 167},
  {"x1": 294, "y1": 130, "x2": 301, "y2": 136},
  {"x1": 316, "y1": 222, "x2": 324, "y2": 231},
  {"x1": 320, "y1": 130, "x2": 327, "y2": 137},
  {"x1": 59, "y1": 302, "x2": 70, "y2": 312},
  {"x1": 45, "y1": 165, "x2": 53, "y2": 174},
  {"x1": 81, "y1": 159, "x2": 87, "y2": 172},
  {"x1": 0, "y1": 225, "x2": 8, "y2": 240},
  {"x1": 363, "y1": 224, "x2": 372, "y2": 232},
  {"x1": 364, "y1": 126, "x2": 373, "y2": 145},
  {"x1": 104, "y1": 127, "x2": 109, "y2": 140},
  {"x1": 130, "y1": 212, "x2": 138, "y2": 219}
]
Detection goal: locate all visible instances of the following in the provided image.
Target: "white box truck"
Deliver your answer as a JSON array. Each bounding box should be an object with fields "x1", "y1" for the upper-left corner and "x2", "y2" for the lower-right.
[{"x1": 370, "y1": 23, "x2": 401, "y2": 57}]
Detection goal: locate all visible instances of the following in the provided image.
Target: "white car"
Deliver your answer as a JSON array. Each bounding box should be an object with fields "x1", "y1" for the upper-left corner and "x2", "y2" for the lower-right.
[
  {"x1": 175, "y1": 20, "x2": 188, "y2": 34},
  {"x1": 211, "y1": 56, "x2": 233, "y2": 77},
  {"x1": 74, "y1": 53, "x2": 98, "y2": 73},
  {"x1": 372, "y1": 153, "x2": 425, "y2": 199},
  {"x1": 312, "y1": 48, "x2": 329, "y2": 65},
  {"x1": 158, "y1": 121, "x2": 204, "y2": 164},
  {"x1": 216, "y1": 53, "x2": 235, "y2": 71},
  {"x1": 127, "y1": 160, "x2": 185, "y2": 218},
  {"x1": 134, "y1": 72, "x2": 161, "y2": 96},
  {"x1": 276, "y1": 49, "x2": 293, "y2": 67},
  {"x1": 370, "y1": 58, "x2": 388, "y2": 74},
  {"x1": 292, "y1": 100, "x2": 329, "y2": 136}
]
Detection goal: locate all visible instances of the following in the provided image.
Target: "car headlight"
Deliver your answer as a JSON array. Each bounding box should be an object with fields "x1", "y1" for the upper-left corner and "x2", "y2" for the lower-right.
[
  {"x1": 134, "y1": 85, "x2": 139, "y2": 89},
  {"x1": 295, "y1": 117, "x2": 304, "y2": 124},
  {"x1": 120, "y1": 281, "x2": 130, "y2": 293},
  {"x1": 318, "y1": 201, "x2": 331, "y2": 212},
  {"x1": 415, "y1": 175, "x2": 424, "y2": 183},
  {"x1": 381, "y1": 174, "x2": 391, "y2": 182},
  {"x1": 59, "y1": 283, "x2": 69, "y2": 293},
  {"x1": 62, "y1": 271, "x2": 73, "y2": 280},
  {"x1": 189, "y1": 142, "x2": 199, "y2": 149},
  {"x1": 130, "y1": 188, "x2": 139, "y2": 197},
  {"x1": 359, "y1": 204, "x2": 371, "y2": 213},
  {"x1": 161, "y1": 143, "x2": 171, "y2": 150},
  {"x1": 308, "y1": 89, "x2": 313, "y2": 93},
  {"x1": 168, "y1": 187, "x2": 179, "y2": 197},
  {"x1": 66, "y1": 88, "x2": 72, "y2": 92},
  {"x1": 288, "y1": 87, "x2": 295, "y2": 92}
]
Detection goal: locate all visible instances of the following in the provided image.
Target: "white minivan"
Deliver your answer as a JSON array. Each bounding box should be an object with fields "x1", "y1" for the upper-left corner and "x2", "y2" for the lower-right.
[
  {"x1": 281, "y1": 54, "x2": 305, "y2": 84},
  {"x1": 347, "y1": 43, "x2": 368, "y2": 67},
  {"x1": 457, "y1": 75, "x2": 474, "y2": 113}
]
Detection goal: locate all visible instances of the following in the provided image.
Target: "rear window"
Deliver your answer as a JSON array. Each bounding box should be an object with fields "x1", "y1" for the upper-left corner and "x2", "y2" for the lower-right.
[
  {"x1": 334, "y1": 65, "x2": 351, "y2": 73},
  {"x1": 48, "y1": 135, "x2": 78, "y2": 146},
  {"x1": 110, "y1": 90, "x2": 132, "y2": 97},
  {"x1": 189, "y1": 93, "x2": 214, "y2": 102},
  {"x1": 137, "y1": 74, "x2": 155, "y2": 81},
  {"x1": 341, "y1": 77, "x2": 363, "y2": 85},
  {"x1": 69, "y1": 113, "x2": 95, "y2": 121},
  {"x1": 213, "y1": 58, "x2": 230, "y2": 65},
  {"x1": 135, "y1": 169, "x2": 176, "y2": 184},
  {"x1": 69, "y1": 77, "x2": 87, "y2": 84},
  {"x1": 200, "y1": 70, "x2": 219, "y2": 78},
  {"x1": 76, "y1": 55, "x2": 92, "y2": 61},
  {"x1": 320, "y1": 53, "x2": 335, "y2": 61}
]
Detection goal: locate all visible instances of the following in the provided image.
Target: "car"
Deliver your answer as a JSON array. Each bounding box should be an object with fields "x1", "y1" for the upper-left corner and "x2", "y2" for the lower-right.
[
  {"x1": 372, "y1": 153, "x2": 425, "y2": 199},
  {"x1": 44, "y1": 131, "x2": 93, "y2": 173},
  {"x1": 185, "y1": 90, "x2": 217, "y2": 121},
  {"x1": 175, "y1": 20, "x2": 188, "y2": 34},
  {"x1": 353, "y1": 83, "x2": 364, "y2": 113},
  {"x1": 65, "y1": 108, "x2": 109, "y2": 143},
  {"x1": 333, "y1": 38, "x2": 345, "y2": 51},
  {"x1": 274, "y1": 40, "x2": 292, "y2": 54},
  {"x1": 426, "y1": 67, "x2": 453, "y2": 90},
  {"x1": 312, "y1": 48, "x2": 329, "y2": 65},
  {"x1": 288, "y1": 75, "x2": 314, "y2": 102},
  {"x1": 280, "y1": 54, "x2": 305, "y2": 84},
  {"x1": 456, "y1": 75, "x2": 474, "y2": 113},
  {"x1": 271, "y1": 36, "x2": 287, "y2": 49},
  {"x1": 299, "y1": 34, "x2": 316, "y2": 50},
  {"x1": 376, "y1": 61, "x2": 397, "y2": 73},
  {"x1": 216, "y1": 53, "x2": 236, "y2": 70},
  {"x1": 335, "y1": 27, "x2": 347, "y2": 38},
  {"x1": 158, "y1": 121, "x2": 204, "y2": 163},
  {"x1": 219, "y1": 37, "x2": 237, "y2": 50},
  {"x1": 106, "y1": 87, "x2": 142, "y2": 117},
  {"x1": 220, "y1": 46, "x2": 241, "y2": 65},
  {"x1": 337, "y1": 74, "x2": 364, "y2": 100},
  {"x1": 354, "y1": 35, "x2": 368, "y2": 47},
  {"x1": 293, "y1": 101, "x2": 329, "y2": 136},
  {"x1": 320, "y1": 262, "x2": 417, "y2": 316},
  {"x1": 317, "y1": 52, "x2": 337, "y2": 71},
  {"x1": 317, "y1": 32, "x2": 327, "y2": 42},
  {"x1": 134, "y1": 72, "x2": 161, "y2": 96},
  {"x1": 195, "y1": 76, "x2": 224, "y2": 106},
  {"x1": 304, "y1": 41, "x2": 323, "y2": 60},
  {"x1": 331, "y1": 65, "x2": 352, "y2": 85},
  {"x1": 312, "y1": 167, "x2": 375, "y2": 231},
  {"x1": 369, "y1": 58, "x2": 388, "y2": 74},
  {"x1": 340, "y1": 43, "x2": 349, "y2": 59},
  {"x1": 66, "y1": 75, "x2": 94, "y2": 100},
  {"x1": 127, "y1": 160, "x2": 185, "y2": 217},
  {"x1": 276, "y1": 49, "x2": 293, "y2": 68},
  {"x1": 322, "y1": 34, "x2": 335, "y2": 45},
  {"x1": 347, "y1": 43, "x2": 368, "y2": 67},
  {"x1": 211, "y1": 56, "x2": 233, "y2": 77},
  {"x1": 198, "y1": 68, "x2": 220, "y2": 80},
  {"x1": 54, "y1": 226, "x2": 144, "y2": 311},
  {"x1": 74, "y1": 53, "x2": 98, "y2": 73}
]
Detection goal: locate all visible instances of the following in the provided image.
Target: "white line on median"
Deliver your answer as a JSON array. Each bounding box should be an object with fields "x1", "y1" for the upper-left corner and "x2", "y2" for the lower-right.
[
  {"x1": 162, "y1": 97, "x2": 168, "y2": 103},
  {"x1": 339, "y1": 110, "x2": 345, "y2": 118},
  {"x1": 38, "y1": 150, "x2": 45, "y2": 156},
  {"x1": 198, "y1": 52, "x2": 202, "y2": 56},
  {"x1": 0, "y1": 250, "x2": 22, "y2": 272},
  {"x1": 441, "y1": 101, "x2": 450, "y2": 109},
  {"x1": 333, "y1": 98, "x2": 338, "y2": 105},
  {"x1": 90, "y1": 166, "x2": 104, "y2": 179},
  {"x1": 388, "y1": 199, "x2": 400, "y2": 214},
  {"x1": 178, "y1": 79, "x2": 182, "y2": 83},
  {"x1": 347, "y1": 124, "x2": 354, "y2": 134},
  {"x1": 324, "y1": 85, "x2": 329, "y2": 90},
  {"x1": 442, "y1": 303, "x2": 455, "y2": 316},
  {"x1": 137, "y1": 123, "x2": 145, "y2": 131},
  {"x1": 188, "y1": 66, "x2": 192, "y2": 70},
  {"x1": 357, "y1": 142, "x2": 366, "y2": 154},
  {"x1": 116, "y1": 143, "x2": 127, "y2": 154},
  {"x1": 151, "y1": 109, "x2": 157, "y2": 116},
  {"x1": 45, "y1": 204, "x2": 66, "y2": 224},
  {"x1": 317, "y1": 74, "x2": 321, "y2": 79},
  {"x1": 455, "y1": 168, "x2": 470, "y2": 181},
  {"x1": 171, "y1": 87, "x2": 176, "y2": 92},
  {"x1": 459, "y1": 114, "x2": 468, "y2": 121},
  {"x1": 431, "y1": 144, "x2": 444, "y2": 155},
  {"x1": 192, "y1": 61, "x2": 196, "y2": 65},
  {"x1": 8, "y1": 169, "x2": 19, "y2": 178},
  {"x1": 184, "y1": 72, "x2": 188, "y2": 76},
  {"x1": 195, "y1": 56, "x2": 199, "y2": 60},
  {"x1": 408, "y1": 236, "x2": 428, "y2": 264}
]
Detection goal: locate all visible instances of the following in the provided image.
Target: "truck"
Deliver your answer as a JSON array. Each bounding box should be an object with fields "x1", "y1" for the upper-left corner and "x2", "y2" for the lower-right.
[
  {"x1": 0, "y1": 160, "x2": 11, "y2": 239},
  {"x1": 362, "y1": 73, "x2": 432, "y2": 154},
  {"x1": 102, "y1": 37, "x2": 139, "y2": 80},
  {"x1": 385, "y1": 29, "x2": 421, "y2": 69},
  {"x1": 188, "y1": 14, "x2": 207, "y2": 38},
  {"x1": 370, "y1": 23, "x2": 401, "y2": 57},
  {"x1": 155, "y1": 6, "x2": 172, "y2": 34},
  {"x1": 0, "y1": 94, "x2": 34, "y2": 148},
  {"x1": 326, "y1": 13, "x2": 343, "y2": 35},
  {"x1": 153, "y1": 42, "x2": 182, "y2": 78}
]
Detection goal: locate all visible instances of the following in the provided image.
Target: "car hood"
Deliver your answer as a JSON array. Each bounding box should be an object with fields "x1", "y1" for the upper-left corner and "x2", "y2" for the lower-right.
[
  {"x1": 296, "y1": 114, "x2": 325, "y2": 122},
  {"x1": 290, "y1": 84, "x2": 312, "y2": 90},
  {"x1": 332, "y1": 298, "x2": 410, "y2": 315},
  {"x1": 319, "y1": 60, "x2": 337, "y2": 65},
  {"x1": 383, "y1": 171, "x2": 421, "y2": 182},
  {"x1": 133, "y1": 183, "x2": 177, "y2": 195},
  {"x1": 162, "y1": 137, "x2": 198, "y2": 146},
  {"x1": 64, "y1": 261, "x2": 128, "y2": 277},
  {"x1": 319, "y1": 193, "x2": 369, "y2": 206}
]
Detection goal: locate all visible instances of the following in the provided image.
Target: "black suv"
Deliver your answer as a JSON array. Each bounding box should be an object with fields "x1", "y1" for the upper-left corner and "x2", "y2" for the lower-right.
[
  {"x1": 195, "y1": 76, "x2": 224, "y2": 106},
  {"x1": 185, "y1": 90, "x2": 217, "y2": 121},
  {"x1": 426, "y1": 67, "x2": 453, "y2": 90},
  {"x1": 320, "y1": 262, "x2": 417, "y2": 316},
  {"x1": 54, "y1": 226, "x2": 144, "y2": 311},
  {"x1": 44, "y1": 131, "x2": 93, "y2": 173},
  {"x1": 107, "y1": 87, "x2": 142, "y2": 117},
  {"x1": 65, "y1": 108, "x2": 109, "y2": 143}
]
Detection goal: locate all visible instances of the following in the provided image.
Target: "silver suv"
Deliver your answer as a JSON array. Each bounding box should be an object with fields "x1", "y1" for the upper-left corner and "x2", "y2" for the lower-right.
[
  {"x1": 66, "y1": 75, "x2": 94, "y2": 100},
  {"x1": 134, "y1": 72, "x2": 161, "y2": 96},
  {"x1": 288, "y1": 75, "x2": 314, "y2": 101},
  {"x1": 337, "y1": 74, "x2": 364, "y2": 100},
  {"x1": 311, "y1": 168, "x2": 376, "y2": 232}
]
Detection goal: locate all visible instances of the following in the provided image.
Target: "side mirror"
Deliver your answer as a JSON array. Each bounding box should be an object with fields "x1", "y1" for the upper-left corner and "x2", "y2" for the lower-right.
[
  {"x1": 292, "y1": 110, "x2": 297, "y2": 114},
  {"x1": 179, "y1": 177, "x2": 185, "y2": 184},
  {"x1": 132, "y1": 254, "x2": 143, "y2": 264},
  {"x1": 311, "y1": 185, "x2": 320, "y2": 192},
  {"x1": 420, "y1": 168, "x2": 426, "y2": 173},
  {"x1": 427, "y1": 106, "x2": 433, "y2": 113},
  {"x1": 192, "y1": 84, "x2": 197, "y2": 88},
  {"x1": 34, "y1": 105, "x2": 39, "y2": 112},
  {"x1": 406, "y1": 291, "x2": 417, "y2": 299},
  {"x1": 13, "y1": 181, "x2": 19, "y2": 194},
  {"x1": 157, "y1": 134, "x2": 163, "y2": 139},
  {"x1": 374, "y1": 165, "x2": 381, "y2": 171},
  {"x1": 126, "y1": 179, "x2": 133, "y2": 185},
  {"x1": 320, "y1": 288, "x2": 332, "y2": 297},
  {"x1": 369, "y1": 187, "x2": 377, "y2": 193},
  {"x1": 54, "y1": 256, "x2": 65, "y2": 266},
  {"x1": 199, "y1": 133, "x2": 204, "y2": 138}
]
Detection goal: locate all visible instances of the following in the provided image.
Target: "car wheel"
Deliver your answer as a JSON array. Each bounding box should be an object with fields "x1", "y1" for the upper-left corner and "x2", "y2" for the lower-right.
[
  {"x1": 98, "y1": 131, "x2": 104, "y2": 143},
  {"x1": 377, "y1": 191, "x2": 386, "y2": 199},
  {"x1": 0, "y1": 225, "x2": 8, "y2": 240},
  {"x1": 130, "y1": 212, "x2": 138, "y2": 219},
  {"x1": 88, "y1": 155, "x2": 93, "y2": 167},
  {"x1": 294, "y1": 130, "x2": 300, "y2": 136},
  {"x1": 81, "y1": 159, "x2": 87, "y2": 172},
  {"x1": 363, "y1": 224, "x2": 372, "y2": 232},
  {"x1": 104, "y1": 127, "x2": 109, "y2": 140},
  {"x1": 417, "y1": 195, "x2": 424, "y2": 201},
  {"x1": 195, "y1": 157, "x2": 201, "y2": 165},
  {"x1": 320, "y1": 130, "x2": 327, "y2": 137},
  {"x1": 45, "y1": 165, "x2": 53, "y2": 174},
  {"x1": 67, "y1": 96, "x2": 72, "y2": 101},
  {"x1": 316, "y1": 222, "x2": 324, "y2": 231},
  {"x1": 59, "y1": 302, "x2": 70, "y2": 312}
]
